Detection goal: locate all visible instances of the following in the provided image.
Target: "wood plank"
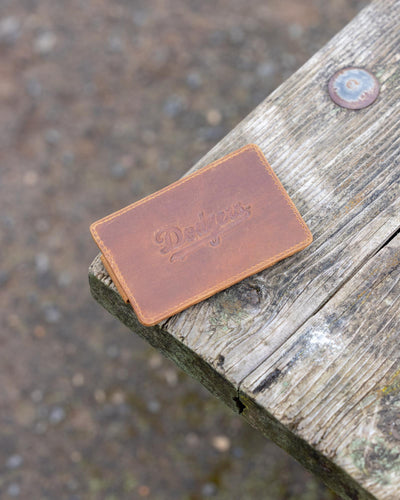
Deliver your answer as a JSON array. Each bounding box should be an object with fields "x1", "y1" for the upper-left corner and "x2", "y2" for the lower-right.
[
  {"x1": 241, "y1": 232, "x2": 400, "y2": 500},
  {"x1": 89, "y1": 0, "x2": 400, "y2": 498}
]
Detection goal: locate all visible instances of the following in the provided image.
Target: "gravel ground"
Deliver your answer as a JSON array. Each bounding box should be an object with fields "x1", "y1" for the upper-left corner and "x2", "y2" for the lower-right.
[{"x1": 1, "y1": 1, "x2": 368, "y2": 499}]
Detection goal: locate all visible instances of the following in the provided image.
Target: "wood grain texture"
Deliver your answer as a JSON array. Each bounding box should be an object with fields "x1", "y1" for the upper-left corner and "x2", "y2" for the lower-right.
[
  {"x1": 242, "y1": 233, "x2": 400, "y2": 500},
  {"x1": 89, "y1": 1, "x2": 400, "y2": 498}
]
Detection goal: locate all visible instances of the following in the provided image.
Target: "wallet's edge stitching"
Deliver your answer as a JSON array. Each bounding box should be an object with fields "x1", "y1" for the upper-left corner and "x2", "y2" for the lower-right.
[
  {"x1": 251, "y1": 145, "x2": 311, "y2": 239},
  {"x1": 91, "y1": 143, "x2": 313, "y2": 325}
]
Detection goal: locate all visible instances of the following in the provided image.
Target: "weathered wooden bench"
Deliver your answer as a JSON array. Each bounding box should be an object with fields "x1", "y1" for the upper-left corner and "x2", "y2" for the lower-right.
[{"x1": 89, "y1": 1, "x2": 400, "y2": 498}]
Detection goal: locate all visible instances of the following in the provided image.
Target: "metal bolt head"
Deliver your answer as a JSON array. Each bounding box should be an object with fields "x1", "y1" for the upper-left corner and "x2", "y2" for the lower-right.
[{"x1": 328, "y1": 67, "x2": 380, "y2": 110}]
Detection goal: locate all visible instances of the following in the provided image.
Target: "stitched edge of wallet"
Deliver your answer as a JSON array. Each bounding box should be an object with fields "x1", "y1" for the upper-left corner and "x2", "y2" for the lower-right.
[{"x1": 90, "y1": 144, "x2": 313, "y2": 326}]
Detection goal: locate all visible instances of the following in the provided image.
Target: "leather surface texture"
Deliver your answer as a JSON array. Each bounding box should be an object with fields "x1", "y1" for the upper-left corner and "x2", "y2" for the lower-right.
[{"x1": 90, "y1": 144, "x2": 313, "y2": 326}]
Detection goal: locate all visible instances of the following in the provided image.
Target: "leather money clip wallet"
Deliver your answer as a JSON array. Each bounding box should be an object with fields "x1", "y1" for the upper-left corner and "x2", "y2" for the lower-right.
[{"x1": 90, "y1": 144, "x2": 313, "y2": 326}]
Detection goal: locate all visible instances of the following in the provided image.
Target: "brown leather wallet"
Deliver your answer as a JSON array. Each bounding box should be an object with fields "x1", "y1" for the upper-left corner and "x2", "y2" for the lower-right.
[{"x1": 90, "y1": 144, "x2": 312, "y2": 326}]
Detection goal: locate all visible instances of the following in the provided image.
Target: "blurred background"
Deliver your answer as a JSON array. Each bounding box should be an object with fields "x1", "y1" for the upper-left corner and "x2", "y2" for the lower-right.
[{"x1": 1, "y1": 1, "x2": 368, "y2": 499}]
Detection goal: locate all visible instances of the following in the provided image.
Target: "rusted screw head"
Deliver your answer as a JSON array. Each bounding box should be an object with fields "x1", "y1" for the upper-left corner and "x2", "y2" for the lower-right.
[{"x1": 328, "y1": 67, "x2": 380, "y2": 110}]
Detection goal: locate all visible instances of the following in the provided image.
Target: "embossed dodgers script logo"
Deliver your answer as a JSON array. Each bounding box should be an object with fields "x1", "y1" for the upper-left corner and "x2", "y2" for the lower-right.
[{"x1": 154, "y1": 202, "x2": 251, "y2": 262}]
